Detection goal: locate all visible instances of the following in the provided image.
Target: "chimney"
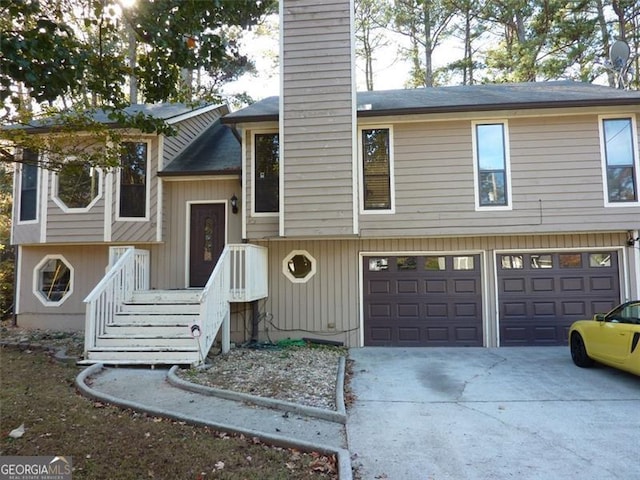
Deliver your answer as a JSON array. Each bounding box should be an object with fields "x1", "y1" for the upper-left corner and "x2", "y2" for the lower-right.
[{"x1": 279, "y1": 0, "x2": 357, "y2": 237}]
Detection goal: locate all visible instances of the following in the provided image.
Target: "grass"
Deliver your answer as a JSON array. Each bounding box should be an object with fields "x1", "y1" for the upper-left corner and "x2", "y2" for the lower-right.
[{"x1": 0, "y1": 346, "x2": 338, "y2": 480}]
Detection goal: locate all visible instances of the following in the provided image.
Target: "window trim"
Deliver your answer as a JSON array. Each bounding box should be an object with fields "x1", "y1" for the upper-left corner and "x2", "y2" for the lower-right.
[
  {"x1": 598, "y1": 114, "x2": 640, "y2": 207},
  {"x1": 116, "y1": 140, "x2": 151, "y2": 221},
  {"x1": 472, "y1": 120, "x2": 512, "y2": 211},
  {"x1": 251, "y1": 130, "x2": 280, "y2": 217},
  {"x1": 52, "y1": 157, "x2": 103, "y2": 213},
  {"x1": 17, "y1": 153, "x2": 40, "y2": 225},
  {"x1": 358, "y1": 125, "x2": 395, "y2": 214},
  {"x1": 32, "y1": 254, "x2": 74, "y2": 307},
  {"x1": 282, "y1": 249, "x2": 317, "y2": 284}
]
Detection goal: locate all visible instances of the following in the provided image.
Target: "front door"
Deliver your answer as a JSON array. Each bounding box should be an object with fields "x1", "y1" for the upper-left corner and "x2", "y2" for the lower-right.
[{"x1": 189, "y1": 203, "x2": 225, "y2": 287}]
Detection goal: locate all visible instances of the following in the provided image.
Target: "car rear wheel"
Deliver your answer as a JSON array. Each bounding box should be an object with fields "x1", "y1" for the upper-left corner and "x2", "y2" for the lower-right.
[{"x1": 570, "y1": 333, "x2": 594, "y2": 368}]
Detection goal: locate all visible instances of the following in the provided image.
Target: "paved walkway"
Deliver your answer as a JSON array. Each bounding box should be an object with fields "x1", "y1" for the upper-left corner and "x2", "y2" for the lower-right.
[{"x1": 76, "y1": 363, "x2": 352, "y2": 479}]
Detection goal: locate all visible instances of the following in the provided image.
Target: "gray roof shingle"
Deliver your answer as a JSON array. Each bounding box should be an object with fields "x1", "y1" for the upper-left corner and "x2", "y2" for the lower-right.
[
  {"x1": 222, "y1": 81, "x2": 640, "y2": 124},
  {"x1": 9, "y1": 102, "x2": 218, "y2": 132},
  {"x1": 160, "y1": 120, "x2": 241, "y2": 176}
]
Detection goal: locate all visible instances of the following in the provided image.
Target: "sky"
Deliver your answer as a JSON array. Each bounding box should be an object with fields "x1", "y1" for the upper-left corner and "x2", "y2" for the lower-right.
[
  {"x1": 220, "y1": 9, "x2": 622, "y2": 102},
  {"x1": 220, "y1": 14, "x2": 461, "y2": 101}
]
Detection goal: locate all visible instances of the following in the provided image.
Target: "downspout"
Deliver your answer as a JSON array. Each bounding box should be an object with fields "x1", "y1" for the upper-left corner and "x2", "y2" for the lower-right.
[
  {"x1": 11, "y1": 246, "x2": 17, "y2": 327},
  {"x1": 631, "y1": 229, "x2": 640, "y2": 301},
  {"x1": 250, "y1": 300, "x2": 260, "y2": 344}
]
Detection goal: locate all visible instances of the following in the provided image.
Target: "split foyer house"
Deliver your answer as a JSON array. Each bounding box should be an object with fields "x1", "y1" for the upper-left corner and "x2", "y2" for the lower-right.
[{"x1": 11, "y1": 0, "x2": 640, "y2": 364}]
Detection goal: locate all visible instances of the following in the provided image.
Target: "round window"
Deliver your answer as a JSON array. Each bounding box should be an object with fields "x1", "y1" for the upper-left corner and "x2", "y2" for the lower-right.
[
  {"x1": 282, "y1": 250, "x2": 316, "y2": 283},
  {"x1": 33, "y1": 255, "x2": 73, "y2": 305}
]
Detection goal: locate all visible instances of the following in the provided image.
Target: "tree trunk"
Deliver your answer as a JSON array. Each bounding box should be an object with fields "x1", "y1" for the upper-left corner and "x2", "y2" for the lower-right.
[
  {"x1": 595, "y1": 0, "x2": 616, "y2": 87},
  {"x1": 464, "y1": 7, "x2": 473, "y2": 84},
  {"x1": 128, "y1": 24, "x2": 138, "y2": 104},
  {"x1": 423, "y1": 0, "x2": 434, "y2": 87}
]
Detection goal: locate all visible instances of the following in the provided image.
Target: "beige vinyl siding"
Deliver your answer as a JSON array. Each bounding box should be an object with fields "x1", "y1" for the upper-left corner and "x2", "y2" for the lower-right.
[
  {"x1": 12, "y1": 223, "x2": 41, "y2": 245},
  {"x1": 359, "y1": 113, "x2": 640, "y2": 237},
  {"x1": 256, "y1": 232, "x2": 628, "y2": 347},
  {"x1": 162, "y1": 107, "x2": 225, "y2": 168},
  {"x1": 256, "y1": 239, "x2": 361, "y2": 347},
  {"x1": 16, "y1": 245, "x2": 109, "y2": 331},
  {"x1": 148, "y1": 179, "x2": 242, "y2": 289},
  {"x1": 46, "y1": 171, "x2": 105, "y2": 243},
  {"x1": 281, "y1": 0, "x2": 355, "y2": 237},
  {"x1": 111, "y1": 137, "x2": 159, "y2": 242}
]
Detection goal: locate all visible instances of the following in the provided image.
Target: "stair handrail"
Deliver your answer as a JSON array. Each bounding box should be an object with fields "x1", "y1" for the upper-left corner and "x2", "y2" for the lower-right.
[
  {"x1": 83, "y1": 248, "x2": 138, "y2": 355},
  {"x1": 197, "y1": 246, "x2": 232, "y2": 360},
  {"x1": 194, "y1": 244, "x2": 268, "y2": 364}
]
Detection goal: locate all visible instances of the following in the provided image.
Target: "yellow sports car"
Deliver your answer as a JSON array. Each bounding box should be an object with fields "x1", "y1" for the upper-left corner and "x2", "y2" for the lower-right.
[{"x1": 569, "y1": 300, "x2": 640, "y2": 376}]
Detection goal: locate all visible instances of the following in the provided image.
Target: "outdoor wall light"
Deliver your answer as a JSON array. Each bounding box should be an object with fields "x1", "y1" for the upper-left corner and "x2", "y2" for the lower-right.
[
  {"x1": 230, "y1": 194, "x2": 238, "y2": 214},
  {"x1": 627, "y1": 231, "x2": 639, "y2": 247}
]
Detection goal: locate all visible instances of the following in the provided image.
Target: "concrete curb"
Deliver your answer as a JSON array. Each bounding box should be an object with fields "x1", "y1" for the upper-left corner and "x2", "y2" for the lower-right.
[
  {"x1": 76, "y1": 363, "x2": 352, "y2": 480},
  {"x1": 167, "y1": 356, "x2": 348, "y2": 425}
]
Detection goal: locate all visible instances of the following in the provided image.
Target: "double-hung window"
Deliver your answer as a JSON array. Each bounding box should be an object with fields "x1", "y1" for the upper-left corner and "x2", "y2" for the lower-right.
[
  {"x1": 361, "y1": 127, "x2": 393, "y2": 212},
  {"x1": 599, "y1": 116, "x2": 638, "y2": 204},
  {"x1": 253, "y1": 133, "x2": 279, "y2": 214},
  {"x1": 473, "y1": 121, "x2": 511, "y2": 209},
  {"x1": 118, "y1": 141, "x2": 148, "y2": 219}
]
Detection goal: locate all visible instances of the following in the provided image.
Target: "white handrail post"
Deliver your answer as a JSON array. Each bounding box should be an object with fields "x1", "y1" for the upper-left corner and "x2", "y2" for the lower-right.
[
  {"x1": 221, "y1": 312, "x2": 230, "y2": 354},
  {"x1": 84, "y1": 301, "x2": 97, "y2": 355},
  {"x1": 84, "y1": 248, "x2": 149, "y2": 360}
]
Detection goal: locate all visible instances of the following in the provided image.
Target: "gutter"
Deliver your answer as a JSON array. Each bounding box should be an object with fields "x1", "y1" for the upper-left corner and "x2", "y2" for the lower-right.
[
  {"x1": 157, "y1": 169, "x2": 241, "y2": 178},
  {"x1": 356, "y1": 98, "x2": 640, "y2": 118},
  {"x1": 221, "y1": 97, "x2": 640, "y2": 125}
]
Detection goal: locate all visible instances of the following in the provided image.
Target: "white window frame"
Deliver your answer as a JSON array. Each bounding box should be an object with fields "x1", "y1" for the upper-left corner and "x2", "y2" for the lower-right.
[
  {"x1": 16, "y1": 155, "x2": 40, "y2": 225},
  {"x1": 282, "y1": 249, "x2": 317, "y2": 284},
  {"x1": 358, "y1": 125, "x2": 395, "y2": 214},
  {"x1": 472, "y1": 120, "x2": 513, "y2": 211},
  {"x1": 116, "y1": 139, "x2": 151, "y2": 221},
  {"x1": 251, "y1": 130, "x2": 279, "y2": 217},
  {"x1": 52, "y1": 156, "x2": 103, "y2": 213},
  {"x1": 32, "y1": 254, "x2": 74, "y2": 307},
  {"x1": 598, "y1": 114, "x2": 640, "y2": 207}
]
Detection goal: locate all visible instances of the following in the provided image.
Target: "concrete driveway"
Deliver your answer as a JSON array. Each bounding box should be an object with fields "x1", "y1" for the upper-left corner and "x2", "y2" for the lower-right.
[{"x1": 346, "y1": 347, "x2": 640, "y2": 480}]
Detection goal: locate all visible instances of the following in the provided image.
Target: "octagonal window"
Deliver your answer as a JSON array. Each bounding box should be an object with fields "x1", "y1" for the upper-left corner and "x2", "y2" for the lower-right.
[
  {"x1": 54, "y1": 160, "x2": 101, "y2": 211},
  {"x1": 33, "y1": 255, "x2": 73, "y2": 306},
  {"x1": 283, "y1": 250, "x2": 316, "y2": 283}
]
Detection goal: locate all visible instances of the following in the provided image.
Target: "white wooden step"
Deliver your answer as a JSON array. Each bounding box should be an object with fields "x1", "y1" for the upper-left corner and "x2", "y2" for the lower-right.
[
  {"x1": 94, "y1": 336, "x2": 196, "y2": 348},
  {"x1": 131, "y1": 290, "x2": 202, "y2": 304},
  {"x1": 104, "y1": 324, "x2": 192, "y2": 336},
  {"x1": 84, "y1": 348, "x2": 201, "y2": 365},
  {"x1": 113, "y1": 313, "x2": 199, "y2": 324},
  {"x1": 119, "y1": 303, "x2": 200, "y2": 315}
]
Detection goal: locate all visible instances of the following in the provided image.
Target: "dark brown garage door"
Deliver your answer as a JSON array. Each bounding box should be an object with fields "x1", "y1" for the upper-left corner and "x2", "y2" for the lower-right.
[
  {"x1": 363, "y1": 255, "x2": 483, "y2": 347},
  {"x1": 498, "y1": 251, "x2": 620, "y2": 346}
]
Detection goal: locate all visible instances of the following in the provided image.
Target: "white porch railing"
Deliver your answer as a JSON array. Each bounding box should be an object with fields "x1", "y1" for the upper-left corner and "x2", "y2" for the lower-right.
[
  {"x1": 83, "y1": 248, "x2": 150, "y2": 354},
  {"x1": 228, "y1": 244, "x2": 269, "y2": 302},
  {"x1": 197, "y1": 247, "x2": 232, "y2": 359},
  {"x1": 83, "y1": 244, "x2": 268, "y2": 364},
  {"x1": 196, "y1": 244, "x2": 269, "y2": 360},
  {"x1": 108, "y1": 246, "x2": 150, "y2": 290}
]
